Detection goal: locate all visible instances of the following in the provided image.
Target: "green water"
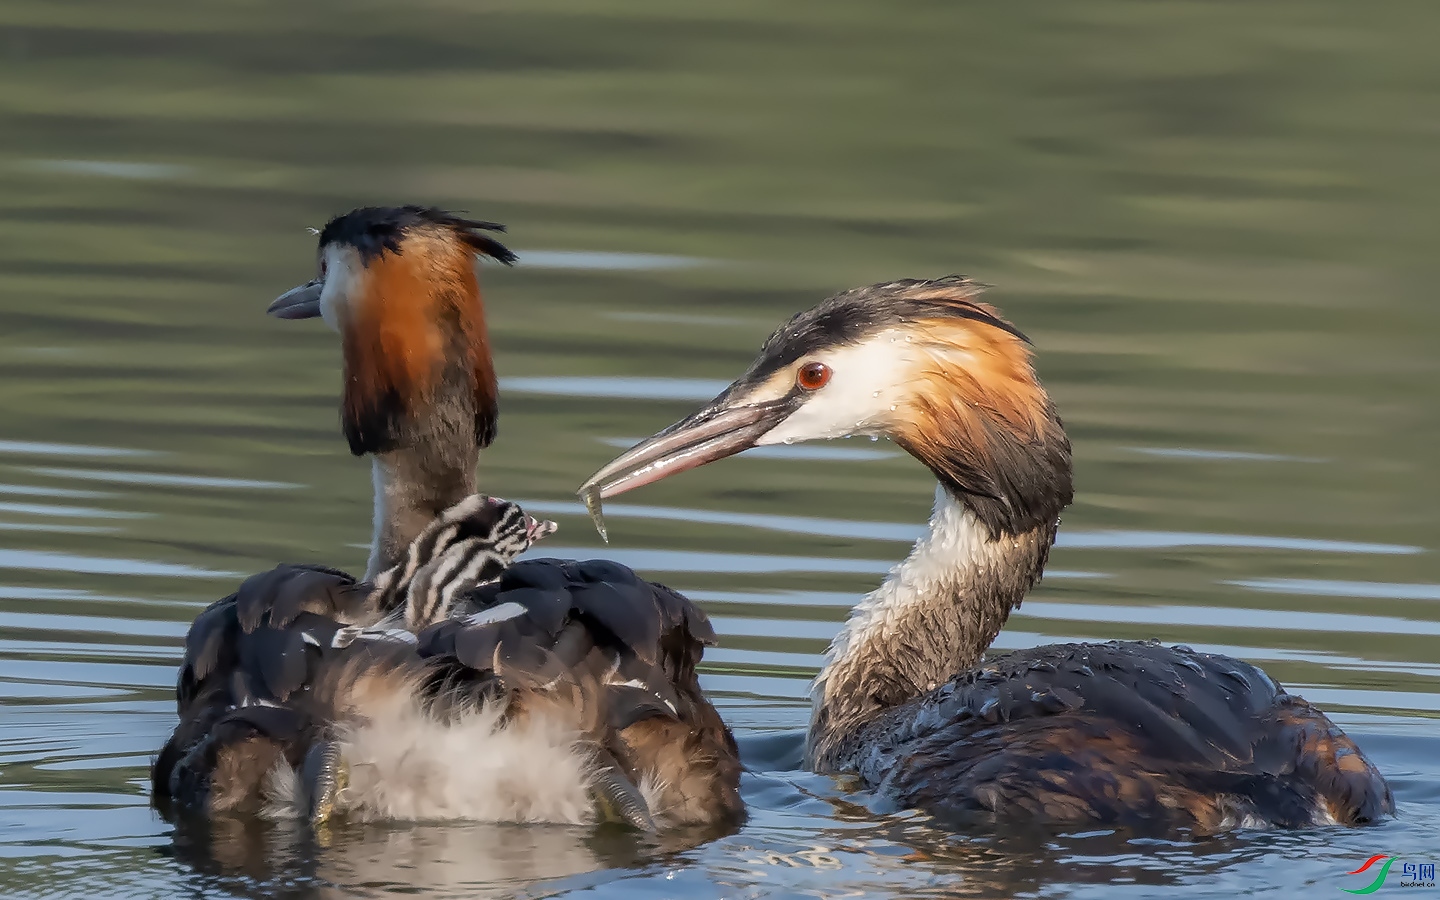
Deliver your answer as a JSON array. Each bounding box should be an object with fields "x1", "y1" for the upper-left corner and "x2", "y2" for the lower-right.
[{"x1": 1, "y1": 2, "x2": 1438, "y2": 897}]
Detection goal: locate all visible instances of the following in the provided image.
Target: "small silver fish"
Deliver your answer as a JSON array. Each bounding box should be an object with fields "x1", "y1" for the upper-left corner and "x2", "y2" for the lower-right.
[{"x1": 581, "y1": 485, "x2": 609, "y2": 544}]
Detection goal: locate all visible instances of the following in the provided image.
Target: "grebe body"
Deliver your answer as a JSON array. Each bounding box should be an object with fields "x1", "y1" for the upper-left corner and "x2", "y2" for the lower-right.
[
  {"x1": 154, "y1": 208, "x2": 742, "y2": 830},
  {"x1": 580, "y1": 277, "x2": 1393, "y2": 830}
]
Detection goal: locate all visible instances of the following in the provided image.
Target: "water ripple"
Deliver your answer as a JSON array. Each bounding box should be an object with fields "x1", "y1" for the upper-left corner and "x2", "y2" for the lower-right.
[
  {"x1": 21, "y1": 159, "x2": 191, "y2": 180},
  {"x1": 528, "y1": 543, "x2": 1099, "y2": 580},
  {"x1": 1012, "y1": 600, "x2": 1440, "y2": 636},
  {"x1": 0, "y1": 549, "x2": 236, "y2": 578},
  {"x1": 529, "y1": 545, "x2": 895, "y2": 575},
  {"x1": 0, "y1": 501, "x2": 143, "y2": 520},
  {"x1": 0, "y1": 611, "x2": 188, "y2": 639},
  {"x1": 512, "y1": 250, "x2": 708, "y2": 271},
  {"x1": 0, "y1": 585, "x2": 180, "y2": 605},
  {"x1": 523, "y1": 499, "x2": 1422, "y2": 556},
  {"x1": 1127, "y1": 447, "x2": 1325, "y2": 463},
  {"x1": 500, "y1": 376, "x2": 728, "y2": 401},
  {"x1": 0, "y1": 484, "x2": 109, "y2": 499},
  {"x1": 1057, "y1": 530, "x2": 1421, "y2": 555},
  {"x1": 0, "y1": 440, "x2": 153, "y2": 458},
  {"x1": 0, "y1": 523, "x2": 118, "y2": 534},
  {"x1": 1229, "y1": 578, "x2": 1440, "y2": 601},
  {"x1": 26, "y1": 467, "x2": 299, "y2": 490}
]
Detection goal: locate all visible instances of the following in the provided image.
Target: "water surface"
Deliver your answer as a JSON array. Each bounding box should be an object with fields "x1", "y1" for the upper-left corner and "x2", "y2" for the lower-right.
[{"x1": 2, "y1": 2, "x2": 1438, "y2": 897}]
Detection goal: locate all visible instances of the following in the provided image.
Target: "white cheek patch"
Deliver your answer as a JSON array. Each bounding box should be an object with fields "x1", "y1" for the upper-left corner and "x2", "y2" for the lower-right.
[
  {"x1": 755, "y1": 331, "x2": 919, "y2": 446},
  {"x1": 738, "y1": 370, "x2": 798, "y2": 405},
  {"x1": 319, "y1": 245, "x2": 364, "y2": 333}
]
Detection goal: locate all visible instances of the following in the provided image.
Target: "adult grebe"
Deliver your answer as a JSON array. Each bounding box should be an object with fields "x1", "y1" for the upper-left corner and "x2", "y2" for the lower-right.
[
  {"x1": 153, "y1": 207, "x2": 741, "y2": 830},
  {"x1": 578, "y1": 276, "x2": 1393, "y2": 830}
]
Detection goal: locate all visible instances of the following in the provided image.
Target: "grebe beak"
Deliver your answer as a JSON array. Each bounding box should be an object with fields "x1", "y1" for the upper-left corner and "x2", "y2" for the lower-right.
[
  {"x1": 578, "y1": 385, "x2": 799, "y2": 500},
  {"x1": 267, "y1": 279, "x2": 324, "y2": 319}
]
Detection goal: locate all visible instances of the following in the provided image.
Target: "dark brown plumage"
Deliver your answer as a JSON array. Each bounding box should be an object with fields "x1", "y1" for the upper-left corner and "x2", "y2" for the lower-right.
[
  {"x1": 851, "y1": 641, "x2": 1391, "y2": 830},
  {"x1": 436, "y1": 557, "x2": 742, "y2": 824},
  {"x1": 155, "y1": 537, "x2": 743, "y2": 828}
]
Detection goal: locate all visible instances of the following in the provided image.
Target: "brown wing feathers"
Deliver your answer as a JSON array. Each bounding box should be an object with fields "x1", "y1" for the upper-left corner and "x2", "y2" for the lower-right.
[
  {"x1": 415, "y1": 557, "x2": 714, "y2": 734},
  {"x1": 156, "y1": 566, "x2": 407, "y2": 812},
  {"x1": 862, "y1": 641, "x2": 1394, "y2": 829}
]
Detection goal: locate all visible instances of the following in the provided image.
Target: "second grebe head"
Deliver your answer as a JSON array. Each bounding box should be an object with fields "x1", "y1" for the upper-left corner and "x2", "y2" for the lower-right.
[
  {"x1": 268, "y1": 205, "x2": 517, "y2": 457},
  {"x1": 580, "y1": 276, "x2": 1073, "y2": 537}
]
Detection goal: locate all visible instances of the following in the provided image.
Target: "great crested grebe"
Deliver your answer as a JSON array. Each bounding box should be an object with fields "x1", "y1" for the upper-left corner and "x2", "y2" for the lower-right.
[
  {"x1": 153, "y1": 207, "x2": 742, "y2": 830},
  {"x1": 579, "y1": 276, "x2": 1394, "y2": 830}
]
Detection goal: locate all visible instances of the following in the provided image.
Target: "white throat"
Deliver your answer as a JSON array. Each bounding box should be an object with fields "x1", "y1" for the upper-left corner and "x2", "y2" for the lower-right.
[
  {"x1": 805, "y1": 484, "x2": 1050, "y2": 770},
  {"x1": 810, "y1": 486, "x2": 989, "y2": 707}
]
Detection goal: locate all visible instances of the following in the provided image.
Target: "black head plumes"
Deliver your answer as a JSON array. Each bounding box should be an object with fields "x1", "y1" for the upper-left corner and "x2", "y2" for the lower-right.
[
  {"x1": 318, "y1": 206, "x2": 519, "y2": 265},
  {"x1": 746, "y1": 276, "x2": 1026, "y2": 374}
]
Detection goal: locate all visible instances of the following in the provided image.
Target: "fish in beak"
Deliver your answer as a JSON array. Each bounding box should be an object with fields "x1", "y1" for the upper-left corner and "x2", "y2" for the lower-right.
[
  {"x1": 267, "y1": 279, "x2": 324, "y2": 320},
  {"x1": 580, "y1": 388, "x2": 799, "y2": 501},
  {"x1": 576, "y1": 384, "x2": 801, "y2": 538}
]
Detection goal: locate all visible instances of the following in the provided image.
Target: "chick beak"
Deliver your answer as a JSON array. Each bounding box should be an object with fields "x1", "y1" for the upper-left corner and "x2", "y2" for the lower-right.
[
  {"x1": 524, "y1": 515, "x2": 559, "y2": 542},
  {"x1": 578, "y1": 388, "x2": 798, "y2": 500},
  {"x1": 267, "y1": 279, "x2": 324, "y2": 319}
]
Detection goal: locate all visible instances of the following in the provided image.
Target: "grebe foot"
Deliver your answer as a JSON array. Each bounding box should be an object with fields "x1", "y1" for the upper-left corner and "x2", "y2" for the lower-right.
[
  {"x1": 589, "y1": 754, "x2": 655, "y2": 831},
  {"x1": 301, "y1": 740, "x2": 348, "y2": 828}
]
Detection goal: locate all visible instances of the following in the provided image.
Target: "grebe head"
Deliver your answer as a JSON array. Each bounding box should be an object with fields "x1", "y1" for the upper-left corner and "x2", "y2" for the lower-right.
[
  {"x1": 581, "y1": 276, "x2": 1073, "y2": 537},
  {"x1": 268, "y1": 205, "x2": 517, "y2": 457}
]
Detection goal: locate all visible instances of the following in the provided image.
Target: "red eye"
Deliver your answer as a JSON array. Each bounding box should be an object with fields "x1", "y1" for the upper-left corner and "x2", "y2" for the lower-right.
[{"x1": 796, "y1": 362, "x2": 832, "y2": 391}]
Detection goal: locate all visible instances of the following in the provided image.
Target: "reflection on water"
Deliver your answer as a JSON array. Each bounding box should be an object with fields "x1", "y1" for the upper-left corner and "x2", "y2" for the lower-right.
[
  {"x1": 0, "y1": 549, "x2": 239, "y2": 578},
  {"x1": 2, "y1": 0, "x2": 1439, "y2": 897},
  {"x1": 23, "y1": 468, "x2": 300, "y2": 491},
  {"x1": 1056, "y1": 530, "x2": 1420, "y2": 555},
  {"x1": 0, "y1": 500, "x2": 144, "y2": 520},
  {"x1": 1127, "y1": 447, "x2": 1325, "y2": 464},
  {"x1": 0, "y1": 440, "x2": 153, "y2": 458},
  {"x1": 1231, "y1": 578, "x2": 1440, "y2": 601}
]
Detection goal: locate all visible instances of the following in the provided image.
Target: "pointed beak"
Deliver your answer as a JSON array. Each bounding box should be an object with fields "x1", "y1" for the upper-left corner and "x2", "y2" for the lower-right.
[
  {"x1": 578, "y1": 386, "x2": 799, "y2": 500},
  {"x1": 267, "y1": 280, "x2": 324, "y2": 319}
]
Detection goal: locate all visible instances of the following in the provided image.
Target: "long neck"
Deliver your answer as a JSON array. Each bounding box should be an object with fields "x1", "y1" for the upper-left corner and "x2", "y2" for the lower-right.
[
  {"x1": 805, "y1": 485, "x2": 1057, "y2": 771},
  {"x1": 363, "y1": 368, "x2": 482, "y2": 580}
]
